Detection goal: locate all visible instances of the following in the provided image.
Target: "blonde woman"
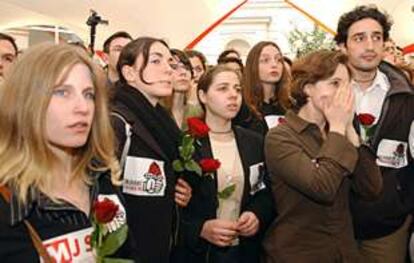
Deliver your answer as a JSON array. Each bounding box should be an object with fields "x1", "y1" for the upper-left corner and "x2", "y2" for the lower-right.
[{"x1": 0, "y1": 43, "x2": 138, "y2": 262}]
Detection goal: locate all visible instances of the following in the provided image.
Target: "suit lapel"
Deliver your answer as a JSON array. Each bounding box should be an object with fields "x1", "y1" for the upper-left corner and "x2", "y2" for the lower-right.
[{"x1": 234, "y1": 127, "x2": 251, "y2": 207}]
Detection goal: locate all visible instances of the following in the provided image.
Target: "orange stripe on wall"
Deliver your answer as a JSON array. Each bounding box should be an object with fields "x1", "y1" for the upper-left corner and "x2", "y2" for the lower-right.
[
  {"x1": 403, "y1": 44, "x2": 414, "y2": 54},
  {"x1": 185, "y1": 0, "x2": 248, "y2": 49},
  {"x1": 284, "y1": 0, "x2": 336, "y2": 35}
]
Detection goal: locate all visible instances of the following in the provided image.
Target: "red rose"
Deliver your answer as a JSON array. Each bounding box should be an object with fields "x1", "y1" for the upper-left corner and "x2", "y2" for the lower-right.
[
  {"x1": 278, "y1": 117, "x2": 286, "y2": 125},
  {"x1": 148, "y1": 162, "x2": 162, "y2": 176},
  {"x1": 187, "y1": 117, "x2": 209, "y2": 138},
  {"x1": 358, "y1": 113, "x2": 375, "y2": 126},
  {"x1": 396, "y1": 143, "x2": 405, "y2": 155},
  {"x1": 93, "y1": 198, "x2": 119, "y2": 223},
  {"x1": 199, "y1": 158, "x2": 221, "y2": 173}
]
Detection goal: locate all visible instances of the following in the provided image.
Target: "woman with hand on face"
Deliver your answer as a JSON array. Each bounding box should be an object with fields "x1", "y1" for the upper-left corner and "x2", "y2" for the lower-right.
[
  {"x1": 234, "y1": 41, "x2": 290, "y2": 135},
  {"x1": 0, "y1": 43, "x2": 139, "y2": 262},
  {"x1": 263, "y1": 50, "x2": 383, "y2": 263},
  {"x1": 179, "y1": 65, "x2": 274, "y2": 263},
  {"x1": 111, "y1": 37, "x2": 192, "y2": 263}
]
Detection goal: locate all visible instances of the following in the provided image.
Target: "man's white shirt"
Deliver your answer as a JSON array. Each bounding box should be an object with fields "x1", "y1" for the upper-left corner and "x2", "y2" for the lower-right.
[{"x1": 352, "y1": 69, "x2": 390, "y2": 123}]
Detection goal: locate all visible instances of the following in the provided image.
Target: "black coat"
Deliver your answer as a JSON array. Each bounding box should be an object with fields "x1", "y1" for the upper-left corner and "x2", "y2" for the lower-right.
[
  {"x1": 111, "y1": 84, "x2": 181, "y2": 263},
  {"x1": 233, "y1": 101, "x2": 285, "y2": 136},
  {"x1": 350, "y1": 62, "x2": 414, "y2": 240},
  {"x1": 177, "y1": 126, "x2": 276, "y2": 263}
]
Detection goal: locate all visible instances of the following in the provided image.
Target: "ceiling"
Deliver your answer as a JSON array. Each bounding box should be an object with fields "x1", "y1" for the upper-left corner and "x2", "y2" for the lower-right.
[
  {"x1": 0, "y1": 0, "x2": 243, "y2": 49},
  {"x1": 0, "y1": 0, "x2": 412, "y2": 50}
]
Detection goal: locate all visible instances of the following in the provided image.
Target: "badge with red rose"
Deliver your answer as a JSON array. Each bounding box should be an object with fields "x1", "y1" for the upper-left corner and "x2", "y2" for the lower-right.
[
  {"x1": 357, "y1": 113, "x2": 377, "y2": 143},
  {"x1": 376, "y1": 139, "x2": 408, "y2": 168}
]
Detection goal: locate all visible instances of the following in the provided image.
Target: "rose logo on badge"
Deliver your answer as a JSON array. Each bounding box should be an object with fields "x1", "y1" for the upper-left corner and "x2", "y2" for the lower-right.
[
  {"x1": 393, "y1": 143, "x2": 405, "y2": 166},
  {"x1": 144, "y1": 162, "x2": 164, "y2": 194}
]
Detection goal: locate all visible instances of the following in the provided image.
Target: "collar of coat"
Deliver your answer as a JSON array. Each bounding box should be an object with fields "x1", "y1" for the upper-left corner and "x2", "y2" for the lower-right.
[
  {"x1": 379, "y1": 61, "x2": 414, "y2": 97},
  {"x1": 6, "y1": 168, "x2": 107, "y2": 226},
  {"x1": 283, "y1": 110, "x2": 319, "y2": 134}
]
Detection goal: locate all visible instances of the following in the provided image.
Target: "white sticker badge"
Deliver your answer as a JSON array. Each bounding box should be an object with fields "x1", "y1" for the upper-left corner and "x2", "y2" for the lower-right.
[
  {"x1": 42, "y1": 227, "x2": 94, "y2": 263},
  {"x1": 123, "y1": 157, "x2": 166, "y2": 197},
  {"x1": 249, "y1": 162, "x2": 266, "y2": 195},
  {"x1": 408, "y1": 120, "x2": 414, "y2": 159},
  {"x1": 376, "y1": 139, "x2": 408, "y2": 169},
  {"x1": 264, "y1": 115, "x2": 285, "y2": 130}
]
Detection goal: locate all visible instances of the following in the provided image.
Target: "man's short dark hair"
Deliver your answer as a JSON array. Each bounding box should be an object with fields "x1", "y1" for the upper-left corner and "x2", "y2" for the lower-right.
[
  {"x1": 0, "y1": 33, "x2": 18, "y2": 54},
  {"x1": 103, "y1": 31, "x2": 132, "y2": 53},
  {"x1": 335, "y1": 5, "x2": 393, "y2": 45}
]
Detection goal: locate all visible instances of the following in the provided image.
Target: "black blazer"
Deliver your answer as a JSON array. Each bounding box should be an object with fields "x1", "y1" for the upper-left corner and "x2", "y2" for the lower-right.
[
  {"x1": 233, "y1": 101, "x2": 286, "y2": 136},
  {"x1": 178, "y1": 126, "x2": 275, "y2": 263}
]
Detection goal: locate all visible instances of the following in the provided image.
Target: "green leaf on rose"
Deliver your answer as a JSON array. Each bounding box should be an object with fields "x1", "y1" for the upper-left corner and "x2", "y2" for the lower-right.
[
  {"x1": 91, "y1": 222, "x2": 99, "y2": 248},
  {"x1": 184, "y1": 159, "x2": 202, "y2": 175},
  {"x1": 181, "y1": 143, "x2": 195, "y2": 161},
  {"x1": 172, "y1": 159, "x2": 184, "y2": 172},
  {"x1": 178, "y1": 145, "x2": 184, "y2": 156},
  {"x1": 99, "y1": 224, "x2": 128, "y2": 257},
  {"x1": 182, "y1": 134, "x2": 194, "y2": 146},
  {"x1": 218, "y1": 184, "x2": 236, "y2": 199},
  {"x1": 365, "y1": 124, "x2": 377, "y2": 138}
]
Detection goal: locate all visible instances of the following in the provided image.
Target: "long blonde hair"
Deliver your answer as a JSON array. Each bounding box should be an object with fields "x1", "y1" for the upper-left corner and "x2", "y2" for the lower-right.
[{"x1": 0, "y1": 43, "x2": 120, "y2": 203}]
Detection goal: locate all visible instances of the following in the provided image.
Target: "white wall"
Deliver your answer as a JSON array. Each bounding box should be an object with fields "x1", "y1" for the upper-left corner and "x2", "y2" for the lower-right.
[{"x1": 194, "y1": 0, "x2": 316, "y2": 65}]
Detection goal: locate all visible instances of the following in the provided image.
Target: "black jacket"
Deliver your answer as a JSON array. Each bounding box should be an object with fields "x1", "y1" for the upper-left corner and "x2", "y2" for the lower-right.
[
  {"x1": 233, "y1": 101, "x2": 285, "y2": 135},
  {"x1": 111, "y1": 84, "x2": 181, "y2": 263},
  {"x1": 350, "y1": 62, "x2": 414, "y2": 239},
  {"x1": 178, "y1": 126, "x2": 275, "y2": 263},
  {"x1": 0, "y1": 170, "x2": 139, "y2": 262}
]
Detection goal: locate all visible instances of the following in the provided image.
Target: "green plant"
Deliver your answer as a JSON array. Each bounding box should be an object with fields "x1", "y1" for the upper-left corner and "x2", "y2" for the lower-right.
[{"x1": 288, "y1": 25, "x2": 335, "y2": 58}]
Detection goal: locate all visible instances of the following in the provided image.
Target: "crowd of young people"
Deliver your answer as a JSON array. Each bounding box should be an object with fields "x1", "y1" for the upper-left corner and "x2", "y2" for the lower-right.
[{"x1": 0, "y1": 5, "x2": 414, "y2": 263}]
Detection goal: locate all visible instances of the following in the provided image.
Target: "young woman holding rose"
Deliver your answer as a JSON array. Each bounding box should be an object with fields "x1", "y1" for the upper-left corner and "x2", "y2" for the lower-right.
[
  {"x1": 0, "y1": 43, "x2": 139, "y2": 262},
  {"x1": 263, "y1": 50, "x2": 383, "y2": 262},
  {"x1": 111, "y1": 37, "x2": 192, "y2": 263},
  {"x1": 234, "y1": 41, "x2": 290, "y2": 135},
  {"x1": 178, "y1": 65, "x2": 275, "y2": 263}
]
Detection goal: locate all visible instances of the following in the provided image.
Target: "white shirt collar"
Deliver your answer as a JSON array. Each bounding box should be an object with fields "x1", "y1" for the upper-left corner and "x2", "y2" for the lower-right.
[{"x1": 352, "y1": 69, "x2": 390, "y2": 93}]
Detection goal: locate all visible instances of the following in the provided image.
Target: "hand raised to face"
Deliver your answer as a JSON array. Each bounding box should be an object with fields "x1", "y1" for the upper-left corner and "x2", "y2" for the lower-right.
[{"x1": 322, "y1": 80, "x2": 355, "y2": 135}]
